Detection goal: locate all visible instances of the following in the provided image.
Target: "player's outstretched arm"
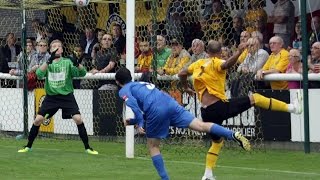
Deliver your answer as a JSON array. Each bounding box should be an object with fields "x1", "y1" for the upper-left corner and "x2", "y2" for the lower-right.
[{"x1": 221, "y1": 43, "x2": 246, "y2": 70}]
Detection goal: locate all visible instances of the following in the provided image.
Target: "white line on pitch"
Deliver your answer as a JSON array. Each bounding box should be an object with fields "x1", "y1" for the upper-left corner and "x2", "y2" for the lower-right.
[
  {"x1": 2, "y1": 144, "x2": 319, "y2": 176},
  {"x1": 136, "y1": 157, "x2": 320, "y2": 176}
]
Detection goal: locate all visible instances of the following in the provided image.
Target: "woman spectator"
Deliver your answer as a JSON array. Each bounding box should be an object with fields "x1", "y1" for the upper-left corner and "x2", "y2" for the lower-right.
[
  {"x1": 286, "y1": 49, "x2": 302, "y2": 89},
  {"x1": 231, "y1": 37, "x2": 269, "y2": 97},
  {"x1": 237, "y1": 37, "x2": 269, "y2": 73}
]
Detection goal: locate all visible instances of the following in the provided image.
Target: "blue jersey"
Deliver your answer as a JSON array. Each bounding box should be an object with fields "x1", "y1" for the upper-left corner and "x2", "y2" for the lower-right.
[
  {"x1": 119, "y1": 81, "x2": 163, "y2": 127},
  {"x1": 119, "y1": 81, "x2": 194, "y2": 138}
]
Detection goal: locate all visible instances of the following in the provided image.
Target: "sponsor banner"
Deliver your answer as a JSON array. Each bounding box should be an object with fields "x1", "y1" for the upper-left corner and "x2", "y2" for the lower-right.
[{"x1": 35, "y1": 89, "x2": 54, "y2": 133}]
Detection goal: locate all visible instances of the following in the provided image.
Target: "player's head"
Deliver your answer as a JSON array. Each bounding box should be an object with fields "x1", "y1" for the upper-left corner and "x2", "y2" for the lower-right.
[
  {"x1": 207, "y1": 40, "x2": 222, "y2": 57},
  {"x1": 50, "y1": 39, "x2": 63, "y2": 56},
  {"x1": 115, "y1": 67, "x2": 132, "y2": 87}
]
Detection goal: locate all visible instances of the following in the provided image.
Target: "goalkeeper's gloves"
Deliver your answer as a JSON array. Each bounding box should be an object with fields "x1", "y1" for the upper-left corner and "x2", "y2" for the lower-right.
[
  {"x1": 69, "y1": 51, "x2": 83, "y2": 67},
  {"x1": 47, "y1": 48, "x2": 59, "y2": 65}
]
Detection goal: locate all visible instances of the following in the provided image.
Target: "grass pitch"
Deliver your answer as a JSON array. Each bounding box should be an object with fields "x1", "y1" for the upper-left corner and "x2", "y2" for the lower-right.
[{"x1": 0, "y1": 138, "x2": 319, "y2": 180}]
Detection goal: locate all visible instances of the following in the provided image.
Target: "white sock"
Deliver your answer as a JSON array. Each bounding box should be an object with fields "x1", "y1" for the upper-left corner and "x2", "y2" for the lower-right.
[
  {"x1": 204, "y1": 168, "x2": 213, "y2": 177},
  {"x1": 287, "y1": 104, "x2": 295, "y2": 113}
]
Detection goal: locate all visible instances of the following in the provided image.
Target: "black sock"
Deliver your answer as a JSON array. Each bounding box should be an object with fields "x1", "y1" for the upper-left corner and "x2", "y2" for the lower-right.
[
  {"x1": 77, "y1": 123, "x2": 90, "y2": 149},
  {"x1": 26, "y1": 124, "x2": 40, "y2": 148}
]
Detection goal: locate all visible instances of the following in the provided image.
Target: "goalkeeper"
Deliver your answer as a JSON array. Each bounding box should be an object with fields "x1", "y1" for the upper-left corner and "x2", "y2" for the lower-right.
[
  {"x1": 115, "y1": 67, "x2": 251, "y2": 180},
  {"x1": 18, "y1": 39, "x2": 98, "y2": 155},
  {"x1": 178, "y1": 40, "x2": 302, "y2": 180}
]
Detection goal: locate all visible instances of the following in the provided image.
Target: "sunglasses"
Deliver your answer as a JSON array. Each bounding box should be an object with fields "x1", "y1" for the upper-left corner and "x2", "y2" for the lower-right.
[{"x1": 38, "y1": 44, "x2": 47, "y2": 47}]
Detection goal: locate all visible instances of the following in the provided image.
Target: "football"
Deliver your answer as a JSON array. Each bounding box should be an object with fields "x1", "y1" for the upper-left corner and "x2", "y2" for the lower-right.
[{"x1": 74, "y1": 0, "x2": 90, "y2": 7}]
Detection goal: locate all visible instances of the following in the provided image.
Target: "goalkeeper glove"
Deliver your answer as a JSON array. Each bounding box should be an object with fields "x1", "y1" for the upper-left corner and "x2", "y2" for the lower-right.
[
  {"x1": 47, "y1": 48, "x2": 59, "y2": 65},
  {"x1": 69, "y1": 51, "x2": 83, "y2": 67}
]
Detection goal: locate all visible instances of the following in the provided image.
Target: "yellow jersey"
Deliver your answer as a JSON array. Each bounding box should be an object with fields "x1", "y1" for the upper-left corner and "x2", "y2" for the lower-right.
[
  {"x1": 238, "y1": 48, "x2": 248, "y2": 63},
  {"x1": 188, "y1": 57, "x2": 227, "y2": 102},
  {"x1": 163, "y1": 49, "x2": 190, "y2": 75},
  {"x1": 262, "y1": 49, "x2": 289, "y2": 90},
  {"x1": 137, "y1": 52, "x2": 153, "y2": 72}
]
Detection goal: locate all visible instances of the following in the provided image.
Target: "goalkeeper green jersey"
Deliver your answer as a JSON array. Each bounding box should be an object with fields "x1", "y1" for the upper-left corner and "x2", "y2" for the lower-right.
[{"x1": 36, "y1": 57, "x2": 87, "y2": 95}]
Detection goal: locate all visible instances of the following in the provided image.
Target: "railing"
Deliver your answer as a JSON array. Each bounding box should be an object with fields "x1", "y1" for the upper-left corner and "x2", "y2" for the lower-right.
[{"x1": 1, "y1": 73, "x2": 320, "y2": 81}]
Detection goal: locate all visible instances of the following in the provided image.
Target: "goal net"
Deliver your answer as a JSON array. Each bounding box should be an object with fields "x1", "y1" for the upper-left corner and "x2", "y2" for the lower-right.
[{"x1": 0, "y1": 0, "x2": 266, "y2": 158}]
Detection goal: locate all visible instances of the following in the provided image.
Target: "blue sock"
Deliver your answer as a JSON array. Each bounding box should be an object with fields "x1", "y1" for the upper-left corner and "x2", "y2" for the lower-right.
[
  {"x1": 210, "y1": 124, "x2": 234, "y2": 140},
  {"x1": 151, "y1": 154, "x2": 169, "y2": 180}
]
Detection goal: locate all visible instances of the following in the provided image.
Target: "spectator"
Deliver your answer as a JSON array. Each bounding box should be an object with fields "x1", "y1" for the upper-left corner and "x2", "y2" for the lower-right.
[
  {"x1": 237, "y1": 37, "x2": 269, "y2": 74},
  {"x1": 254, "y1": 16, "x2": 272, "y2": 47},
  {"x1": 0, "y1": 45, "x2": 9, "y2": 73},
  {"x1": 292, "y1": 21, "x2": 302, "y2": 50},
  {"x1": 309, "y1": 16, "x2": 320, "y2": 48},
  {"x1": 245, "y1": 0, "x2": 267, "y2": 33},
  {"x1": 97, "y1": 29, "x2": 106, "y2": 43},
  {"x1": 91, "y1": 29, "x2": 107, "y2": 56},
  {"x1": 268, "y1": 0, "x2": 295, "y2": 48},
  {"x1": 190, "y1": 39, "x2": 207, "y2": 63},
  {"x1": 80, "y1": 27, "x2": 98, "y2": 56},
  {"x1": 203, "y1": 0, "x2": 232, "y2": 44},
  {"x1": 112, "y1": 24, "x2": 126, "y2": 55},
  {"x1": 165, "y1": 0, "x2": 185, "y2": 41},
  {"x1": 9, "y1": 39, "x2": 37, "y2": 76},
  {"x1": 91, "y1": 33, "x2": 118, "y2": 89},
  {"x1": 232, "y1": 16, "x2": 244, "y2": 46},
  {"x1": 72, "y1": 45, "x2": 94, "y2": 89},
  {"x1": 31, "y1": 19, "x2": 45, "y2": 43},
  {"x1": 237, "y1": 31, "x2": 251, "y2": 63},
  {"x1": 286, "y1": 49, "x2": 302, "y2": 89},
  {"x1": 251, "y1": 31, "x2": 271, "y2": 54},
  {"x1": 308, "y1": 42, "x2": 320, "y2": 88},
  {"x1": 231, "y1": 37, "x2": 269, "y2": 97},
  {"x1": 135, "y1": 39, "x2": 153, "y2": 73},
  {"x1": 155, "y1": 35, "x2": 171, "y2": 74},
  {"x1": 43, "y1": 25, "x2": 64, "y2": 45},
  {"x1": 159, "y1": 38, "x2": 190, "y2": 76},
  {"x1": 221, "y1": 46, "x2": 232, "y2": 60},
  {"x1": 256, "y1": 36, "x2": 289, "y2": 90},
  {"x1": 2, "y1": 33, "x2": 21, "y2": 63}
]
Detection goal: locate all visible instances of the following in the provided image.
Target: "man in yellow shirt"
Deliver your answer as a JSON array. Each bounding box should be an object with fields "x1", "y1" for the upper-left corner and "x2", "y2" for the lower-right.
[
  {"x1": 159, "y1": 39, "x2": 190, "y2": 76},
  {"x1": 256, "y1": 36, "x2": 289, "y2": 89},
  {"x1": 179, "y1": 40, "x2": 302, "y2": 180}
]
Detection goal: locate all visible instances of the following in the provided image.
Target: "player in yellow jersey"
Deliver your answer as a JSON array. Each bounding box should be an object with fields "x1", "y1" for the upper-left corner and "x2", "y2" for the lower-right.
[{"x1": 178, "y1": 40, "x2": 302, "y2": 180}]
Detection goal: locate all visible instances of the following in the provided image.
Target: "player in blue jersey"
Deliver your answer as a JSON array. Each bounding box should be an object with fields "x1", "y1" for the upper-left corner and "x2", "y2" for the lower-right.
[{"x1": 115, "y1": 67, "x2": 251, "y2": 180}]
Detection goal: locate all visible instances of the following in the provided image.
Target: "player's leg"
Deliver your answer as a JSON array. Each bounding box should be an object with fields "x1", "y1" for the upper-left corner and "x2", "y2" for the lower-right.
[
  {"x1": 199, "y1": 98, "x2": 251, "y2": 179},
  {"x1": 251, "y1": 93, "x2": 302, "y2": 114},
  {"x1": 147, "y1": 138, "x2": 169, "y2": 180},
  {"x1": 18, "y1": 95, "x2": 59, "y2": 152},
  {"x1": 63, "y1": 94, "x2": 98, "y2": 154},
  {"x1": 18, "y1": 114, "x2": 45, "y2": 152},
  {"x1": 202, "y1": 138, "x2": 223, "y2": 180},
  {"x1": 71, "y1": 114, "x2": 98, "y2": 154},
  {"x1": 188, "y1": 119, "x2": 250, "y2": 151}
]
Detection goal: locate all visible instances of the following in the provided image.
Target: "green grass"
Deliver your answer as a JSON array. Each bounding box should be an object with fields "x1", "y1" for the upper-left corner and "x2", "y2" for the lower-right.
[{"x1": 0, "y1": 138, "x2": 320, "y2": 180}]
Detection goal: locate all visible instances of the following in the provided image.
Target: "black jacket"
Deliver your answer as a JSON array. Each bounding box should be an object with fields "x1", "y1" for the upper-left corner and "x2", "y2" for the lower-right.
[
  {"x1": 0, "y1": 49, "x2": 9, "y2": 73},
  {"x1": 2, "y1": 44, "x2": 21, "y2": 62},
  {"x1": 80, "y1": 37, "x2": 98, "y2": 56}
]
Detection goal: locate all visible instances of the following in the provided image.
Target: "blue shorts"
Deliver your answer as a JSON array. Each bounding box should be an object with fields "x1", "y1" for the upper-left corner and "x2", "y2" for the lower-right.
[{"x1": 145, "y1": 93, "x2": 194, "y2": 139}]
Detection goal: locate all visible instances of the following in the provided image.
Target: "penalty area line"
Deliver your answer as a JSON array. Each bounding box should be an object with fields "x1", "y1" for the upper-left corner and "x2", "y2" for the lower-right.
[{"x1": 136, "y1": 157, "x2": 320, "y2": 176}]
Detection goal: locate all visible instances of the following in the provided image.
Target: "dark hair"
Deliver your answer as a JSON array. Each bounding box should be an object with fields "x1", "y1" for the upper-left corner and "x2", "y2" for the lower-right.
[{"x1": 115, "y1": 68, "x2": 132, "y2": 85}]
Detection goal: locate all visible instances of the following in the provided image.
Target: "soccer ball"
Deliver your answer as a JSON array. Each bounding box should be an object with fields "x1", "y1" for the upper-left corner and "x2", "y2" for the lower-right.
[{"x1": 74, "y1": 0, "x2": 90, "y2": 7}]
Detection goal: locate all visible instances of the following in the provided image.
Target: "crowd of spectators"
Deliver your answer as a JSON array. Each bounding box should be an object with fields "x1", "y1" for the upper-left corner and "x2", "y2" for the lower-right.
[{"x1": 0, "y1": 0, "x2": 320, "y2": 91}]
